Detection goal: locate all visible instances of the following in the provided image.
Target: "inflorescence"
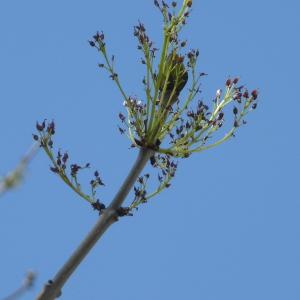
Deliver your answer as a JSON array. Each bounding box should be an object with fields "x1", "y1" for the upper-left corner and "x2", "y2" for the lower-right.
[
  {"x1": 36, "y1": 0, "x2": 258, "y2": 215},
  {"x1": 87, "y1": 0, "x2": 259, "y2": 211},
  {"x1": 33, "y1": 120, "x2": 109, "y2": 214}
]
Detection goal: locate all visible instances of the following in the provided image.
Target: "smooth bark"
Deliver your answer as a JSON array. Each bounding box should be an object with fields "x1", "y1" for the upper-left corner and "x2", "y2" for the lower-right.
[{"x1": 36, "y1": 147, "x2": 153, "y2": 300}]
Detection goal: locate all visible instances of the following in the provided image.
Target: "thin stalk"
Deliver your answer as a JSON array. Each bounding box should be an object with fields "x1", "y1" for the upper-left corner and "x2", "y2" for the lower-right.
[
  {"x1": 0, "y1": 143, "x2": 39, "y2": 197},
  {"x1": 1, "y1": 271, "x2": 35, "y2": 300},
  {"x1": 36, "y1": 147, "x2": 154, "y2": 300},
  {"x1": 42, "y1": 145, "x2": 93, "y2": 204},
  {"x1": 147, "y1": 32, "x2": 169, "y2": 133}
]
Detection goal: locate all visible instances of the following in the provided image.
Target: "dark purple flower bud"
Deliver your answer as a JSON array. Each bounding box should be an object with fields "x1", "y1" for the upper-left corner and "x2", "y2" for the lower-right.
[
  {"x1": 243, "y1": 91, "x2": 249, "y2": 99},
  {"x1": 226, "y1": 79, "x2": 232, "y2": 87},
  {"x1": 50, "y1": 166, "x2": 59, "y2": 173},
  {"x1": 233, "y1": 92, "x2": 242, "y2": 101},
  {"x1": 118, "y1": 126, "x2": 125, "y2": 134},
  {"x1": 118, "y1": 113, "x2": 126, "y2": 122},
  {"x1": 47, "y1": 121, "x2": 55, "y2": 135},
  {"x1": 218, "y1": 112, "x2": 224, "y2": 120},
  {"x1": 36, "y1": 121, "x2": 45, "y2": 132},
  {"x1": 252, "y1": 103, "x2": 257, "y2": 109},
  {"x1": 62, "y1": 153, "x2": 68, "y2": 164},
  {"x1": 92, "y1": 200, "x2": 106, "y2": 212},
  {"x1": 94, "y1": 171, "x2": 99, "y2": 177},
  {"x1": 187, "y1": 51, "x2": 194, "y2": 60},
  {"x1": 96, "y1": 177, "x2": 104, "y2": 186},
  {"x1": 233, "y1": 77, "x2": 239, "y2": 84},
  {"x1": 71, "y1": 164, "x2": 81, "y2": 176},
  {"x1": 233, "y1": 107, "x2": 238, "y2": 115},
  {"x1": 99, "y1": 203, "x2": 106, "y2": 210},
  {"x1": 251, "y1": 90, "x2": 258, "y2": 100},
  {"x1": 89, "y1": 40, "x2": 95, "y2": 47},
  {"x1": 94, "y1": 31, "x2": 104, "y2": 42},
  {"x1": 110, "y1": 73, "x2": 118, "y2": 80},
  {"x1": 93, "y1": 32, "x2": 100, "y2": 41},
  {"x1": 33, "y1": 134, "x2": 39, "y2": 141},
  {"x1": 172, "y1": 1, "x2": 177, "y2": 7},
  {"x1": 150, "y1": 156, "x2": 156, "y2": 166}
]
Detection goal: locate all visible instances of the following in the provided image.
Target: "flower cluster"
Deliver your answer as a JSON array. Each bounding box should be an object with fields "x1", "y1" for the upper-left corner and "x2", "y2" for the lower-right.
[
  {"x1": 88, "y1": 0, "x2": 258, "y2": 211},
  {"x1": 130, "y1": 173, "x2": 150, "y2": 210},
  {"x1": 156, "y1": 77, "x2": 259, "y2": 157},
  {"x1": 130, "y1": 153, "x2": 177, "y2": 211},
  {"x1": 33, "y1": 120, "x2": 106, "y2": 214},
  {"x1": 118, "y1": 97, "x2": 147, "y2": 143},
  {"x1": 134, "y1": 21, "x2": 158, "y2": 61}
]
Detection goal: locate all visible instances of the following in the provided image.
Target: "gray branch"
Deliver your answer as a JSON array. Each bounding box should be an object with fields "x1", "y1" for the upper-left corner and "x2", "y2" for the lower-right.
[{"x1": 36, "y1": 147, "x2": 154, "y2": 300}]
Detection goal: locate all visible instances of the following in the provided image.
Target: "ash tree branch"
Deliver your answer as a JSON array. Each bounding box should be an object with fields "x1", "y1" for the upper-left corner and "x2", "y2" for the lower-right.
[{"x1": 36, "y1": 147, "x2": 154, "y2": 300}]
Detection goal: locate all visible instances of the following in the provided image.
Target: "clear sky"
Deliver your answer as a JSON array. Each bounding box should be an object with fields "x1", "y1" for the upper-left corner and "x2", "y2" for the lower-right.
[{"x1": 1, "y1": 0, "x2": 299, "y2": 299}]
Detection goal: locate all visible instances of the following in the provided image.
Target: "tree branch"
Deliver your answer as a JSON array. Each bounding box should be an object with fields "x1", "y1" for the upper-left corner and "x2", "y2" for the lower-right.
[
  {"x1": 36, "y1": 147, "x2": 154, "y2": 300},
  {"x1": 1, "y1": 271, "x2": 36, "y2": 300},
  {"x1": 0, "y1": 143, "x2": 38, "y2": 197}
]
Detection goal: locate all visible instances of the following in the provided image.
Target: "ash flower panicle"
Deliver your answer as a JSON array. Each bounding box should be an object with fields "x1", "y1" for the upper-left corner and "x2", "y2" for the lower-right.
[
  {"x1": 91, "y1": 0, "x2": 258, "y2": 159},
  {"x1": 34, "y1": 120, "x2": 106, "y2": 212},
  {"x1": 89, "y1": 0, "x2": 258, "y2": 210}
]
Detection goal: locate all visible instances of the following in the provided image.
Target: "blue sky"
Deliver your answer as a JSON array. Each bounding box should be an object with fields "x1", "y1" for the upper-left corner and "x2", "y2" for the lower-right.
[{"x1": 0, "y1": 0, "x2": 299, "y2": 299}]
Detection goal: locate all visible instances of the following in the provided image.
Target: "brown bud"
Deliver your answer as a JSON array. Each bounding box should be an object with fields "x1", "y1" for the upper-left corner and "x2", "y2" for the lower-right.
[
  {"x1": 251, "y1": 90, "x2": 258, "y2": 100},
  {"x1": 226, "y1": 79, "x2": 232, "y2": 87}
]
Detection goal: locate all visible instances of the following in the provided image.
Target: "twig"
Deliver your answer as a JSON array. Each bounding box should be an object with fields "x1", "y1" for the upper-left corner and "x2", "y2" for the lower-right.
[
  {"x1": 1, "y1": 271, "x2": 36, "y2": 300},
  {"x1": 36, "y1": 147, "x2": 153, "y2": 300},
  {"x1": 0, "y1": 143, "x2": 39, "y2": 197}
]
